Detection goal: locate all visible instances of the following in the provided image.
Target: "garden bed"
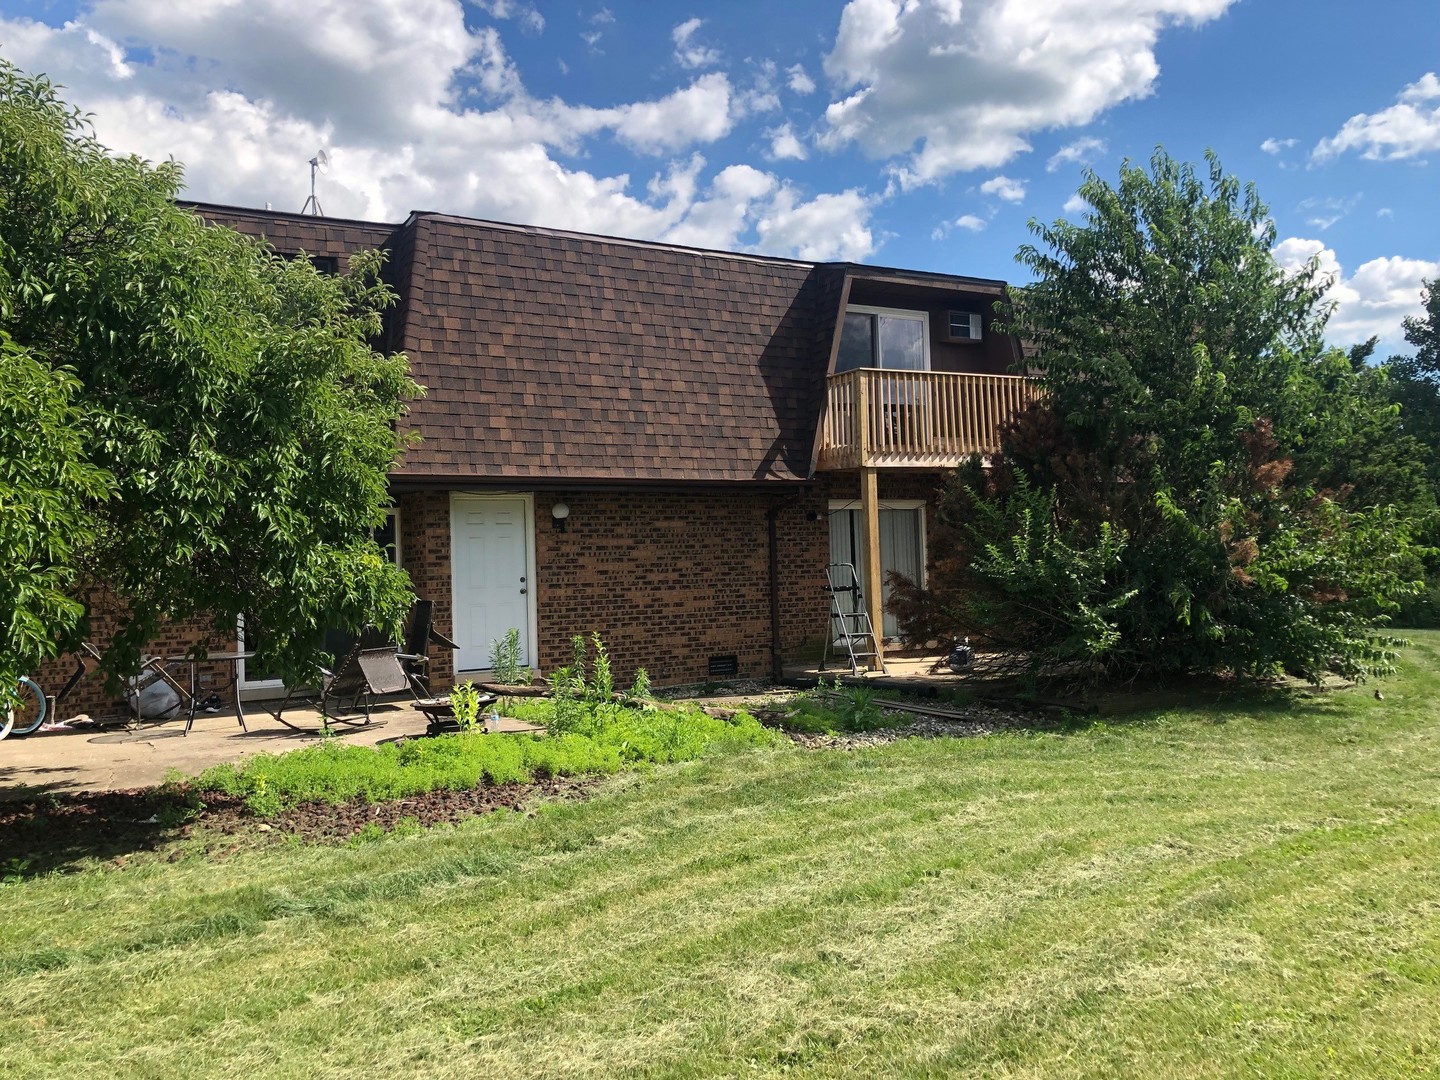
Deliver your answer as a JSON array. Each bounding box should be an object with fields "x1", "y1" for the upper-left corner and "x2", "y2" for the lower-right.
[{"x1": 0, "y1": 775, "x2": 595, "y2": 875}]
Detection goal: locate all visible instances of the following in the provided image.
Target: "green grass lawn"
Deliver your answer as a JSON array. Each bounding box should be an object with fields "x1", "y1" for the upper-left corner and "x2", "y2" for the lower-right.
[{"x1": 3, "y1": 634, "x2": 1439, "y2": 1078}]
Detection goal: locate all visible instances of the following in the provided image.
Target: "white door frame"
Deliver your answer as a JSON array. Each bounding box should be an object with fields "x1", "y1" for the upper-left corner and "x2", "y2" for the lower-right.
[
  {"x1": 828, "y1": 497, "x2": 928, "y2": 587},
  {"x1": 450, "y1": 491, "x2": 539, "y2": 675},
  {"x1": 236, "y1": 613, "x2": 285, "y2": 696}
]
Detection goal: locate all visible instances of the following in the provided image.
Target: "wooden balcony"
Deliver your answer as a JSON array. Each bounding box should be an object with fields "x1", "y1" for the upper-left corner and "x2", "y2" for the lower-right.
[{"x1": 816, "y1": 368, "x2": 1040, "y2": 470}]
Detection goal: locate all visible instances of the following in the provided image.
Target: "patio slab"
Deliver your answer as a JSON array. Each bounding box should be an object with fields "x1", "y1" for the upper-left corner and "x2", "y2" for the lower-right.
[{"x1": 0, "y1": 701, "x2": 542, "y2": 800}]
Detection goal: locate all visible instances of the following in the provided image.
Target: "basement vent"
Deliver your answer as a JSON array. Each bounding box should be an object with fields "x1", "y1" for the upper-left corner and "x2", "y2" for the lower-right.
[{"x1": 707, "y1": 654, "x2": 739, "y2": 677}]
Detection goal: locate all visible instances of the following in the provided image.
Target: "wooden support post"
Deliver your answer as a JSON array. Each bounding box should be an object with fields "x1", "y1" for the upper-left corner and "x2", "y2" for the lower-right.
[
  {"x1": 860, "y1": 466, "x2": 885, "y2": 671},
  {"x1": 855, "y1": 369, "x2": 871, "y2": 468}
]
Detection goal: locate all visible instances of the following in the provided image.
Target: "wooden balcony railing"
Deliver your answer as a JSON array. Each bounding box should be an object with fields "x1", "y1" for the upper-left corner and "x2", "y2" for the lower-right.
[{"x1": 817, "y1": 368, "x2": 1040, "y2": 470}]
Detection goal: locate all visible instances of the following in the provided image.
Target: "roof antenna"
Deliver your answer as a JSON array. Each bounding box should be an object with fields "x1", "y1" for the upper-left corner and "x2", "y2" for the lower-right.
[{"x1": 301, "y1": 149, "x2": 328, "y2": 216}]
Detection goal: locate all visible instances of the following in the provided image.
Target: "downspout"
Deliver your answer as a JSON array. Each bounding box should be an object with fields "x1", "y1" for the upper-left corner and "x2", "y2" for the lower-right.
[{"x1": 767, "y1": 502, "x2": 784, "y2": 681}]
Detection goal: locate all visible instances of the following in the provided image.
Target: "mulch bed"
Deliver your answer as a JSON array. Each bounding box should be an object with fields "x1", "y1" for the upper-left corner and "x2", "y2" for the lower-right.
[{"x1": 0, "y1": 776, "x2": 592, "y2": 877}]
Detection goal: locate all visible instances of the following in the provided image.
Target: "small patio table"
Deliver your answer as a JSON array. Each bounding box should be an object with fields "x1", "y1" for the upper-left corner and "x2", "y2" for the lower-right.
[{"x1": 166, "y1": 651, "x2": 255, "y2": 735}]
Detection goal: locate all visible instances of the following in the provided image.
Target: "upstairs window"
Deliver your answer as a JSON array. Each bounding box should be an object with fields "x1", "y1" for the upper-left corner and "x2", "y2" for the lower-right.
[
  {"x1": 279, "y1": 251, "x2": 339, "y2": 275},
  {"x1": 836, "y1": 306, "x2": 930, "y2": 372}
]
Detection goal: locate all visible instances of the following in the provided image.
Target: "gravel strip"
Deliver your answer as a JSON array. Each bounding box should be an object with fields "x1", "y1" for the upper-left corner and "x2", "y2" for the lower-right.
[{"x1": 782, "y1": 702, "x2": 1057, "y2": 750}]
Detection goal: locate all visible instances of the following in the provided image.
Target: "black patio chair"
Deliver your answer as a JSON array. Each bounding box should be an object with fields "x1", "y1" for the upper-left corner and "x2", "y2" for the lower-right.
[
  {"x1": 317, "y1": 627, "x2": 430, "y2": 724},
  {"x1": 397, "y1": 599, "x2": 459, "y2": 696},
  {"x1": 272, "y1": 627, "x2": 428, "y2": 729}
]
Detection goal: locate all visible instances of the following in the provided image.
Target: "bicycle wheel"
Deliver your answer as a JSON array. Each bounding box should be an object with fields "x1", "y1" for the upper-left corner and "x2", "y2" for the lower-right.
[{"x1": 4, "y1": 678, "x2": 47, "y2": 738}]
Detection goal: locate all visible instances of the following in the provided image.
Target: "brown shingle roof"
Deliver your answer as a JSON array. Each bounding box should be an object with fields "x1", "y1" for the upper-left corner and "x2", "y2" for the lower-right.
[
  {"x1": 389, "y1": 213, "x2": 841, "y2": 485},
  {"x1": 185, "y1": 203, "x2": 1016, "y2": 486},
  {"x1": 183, "y1": 202, "x2": 399, "y2": 273}
]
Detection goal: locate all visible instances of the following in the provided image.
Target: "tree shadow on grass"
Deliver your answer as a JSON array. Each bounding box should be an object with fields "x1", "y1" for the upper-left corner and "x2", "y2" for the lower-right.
[{"x1": 0, "y1": 783, "x2": 226, "y2": 880}]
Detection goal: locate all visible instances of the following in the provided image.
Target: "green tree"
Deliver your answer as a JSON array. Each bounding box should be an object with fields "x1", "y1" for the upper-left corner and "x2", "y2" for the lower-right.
[
  {"x1": 0, "y1": 60, "x2": 419, "y2": 699},
  {"x1": 1380, "y1": 279, "x2": 1440, "y2": 624},
  {"x1": 891, "y1": 150, "x2": 1426, "y2": 683},
  {"x1": 1385, "y1": 280, "x2": 1440, "y2": 493}
]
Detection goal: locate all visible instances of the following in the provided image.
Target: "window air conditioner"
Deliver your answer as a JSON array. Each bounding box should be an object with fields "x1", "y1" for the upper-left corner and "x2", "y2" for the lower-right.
[{"x1": 944, "y1": 311, "x2": 983, "y2": 342}]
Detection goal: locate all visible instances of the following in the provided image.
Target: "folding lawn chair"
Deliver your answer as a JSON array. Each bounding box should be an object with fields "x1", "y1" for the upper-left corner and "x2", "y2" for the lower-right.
[
  {"x1": 318, "y1": 627, "x2": 430, "y2": 724},
  {"x1": 397, "y1": 599, "x2": 459, "y2": 696},
  {"x1": 271, "y1": 627, "x2": 428, "y2": 730}
]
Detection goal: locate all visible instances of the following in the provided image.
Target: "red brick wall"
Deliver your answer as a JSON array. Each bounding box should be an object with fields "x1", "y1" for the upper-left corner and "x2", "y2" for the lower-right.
[
  {"x1": 392, "y1": 478, "x2": 952, "y2": 691},
  {"x1": 31, "y1": 474, "x2": 950, "y2": 717},
  {"x1": 394, "y1": 488, "x2": 837, "y2": 689},
  {"x1": 532, "y1": 490, "x2": 835, "y2": 686},
  {"x1": 28, "y1": 590, "x2": 237, "y2": 723},
  {"x1": 397, "y1": 490, "x2": 455, "y2": 689}
]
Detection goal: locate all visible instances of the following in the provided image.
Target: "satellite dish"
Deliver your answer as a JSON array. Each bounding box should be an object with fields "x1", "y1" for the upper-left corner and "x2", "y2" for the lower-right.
[{"x1": 314, "y1": 148, "x2": 330, "y2": 174}]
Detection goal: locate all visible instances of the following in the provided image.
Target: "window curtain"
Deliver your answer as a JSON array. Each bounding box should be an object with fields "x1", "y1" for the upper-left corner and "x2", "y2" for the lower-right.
[{"x1": 827, "y1": 507, "x2": 923, "y2": 639}]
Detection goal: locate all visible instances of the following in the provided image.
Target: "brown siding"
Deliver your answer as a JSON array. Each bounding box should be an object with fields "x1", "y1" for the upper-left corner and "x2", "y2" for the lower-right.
[{"x1": 846, "y1": 279, "x2": 1022, "y2": 376}]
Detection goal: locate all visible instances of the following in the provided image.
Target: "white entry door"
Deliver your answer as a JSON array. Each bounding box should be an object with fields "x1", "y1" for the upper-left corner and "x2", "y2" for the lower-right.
[{"x1": 451, "y1": 495, "x2": 534, "y2": 672}]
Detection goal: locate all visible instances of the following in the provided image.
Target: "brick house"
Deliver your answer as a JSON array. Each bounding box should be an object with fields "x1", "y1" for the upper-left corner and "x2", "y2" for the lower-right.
[{"x1": 40, "y1": 203, "x2": 1032, "y2": 715}]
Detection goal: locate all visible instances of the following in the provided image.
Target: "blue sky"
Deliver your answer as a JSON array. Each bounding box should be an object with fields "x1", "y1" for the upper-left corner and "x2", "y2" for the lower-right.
[{"x1": 3, "y1": 0, "x2": 1437, "y2": 351}]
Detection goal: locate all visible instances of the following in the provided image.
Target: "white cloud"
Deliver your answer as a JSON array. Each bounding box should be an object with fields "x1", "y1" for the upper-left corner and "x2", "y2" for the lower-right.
[
  {"x1": 672, "y1": 17, "x2": 721, "y2": 70},
  {"x1": 1273, "y1": 237, "x2": 1440, "y2": 347},
  {"x1": 1046, "y1": 136, "x2": 1106, "y2": 172},
  {"x1": 980, "y1": 175, "x2": 1026, "y2": 202},
  {"x1": 819, "y1": 0, "x2": 1236, "y2": 188},
  {"x1": 0, "y1": 2, "x2": 875, "y2": 263},
  {"x1": 1259, "y1": 137, "x2": 1297, "y2": 155},
  {"x1": 734, "y1": 59, "x2": 781, "y2": 117},
  {"x1": 1295, "y1": 193, "x2": 1360, "y2": 233},
  {"x1": 1062, "y1": 192, "x2": 1089, "y2": 215},
  {"x1": 930, "y1": 212, "x2": 988, "y2": 240},
  {"x1": 1378, "y1": 207, "x2": 1394, "y2": 218},
  {"x1": 1314, "y1": 72, "x2": 1440, "y2": 161},
  {"x1": 756, "y1": 187, "x2": 875, "y2": 261},
  {"x1": 765, "y1": 123, "x2": 808, "y2": 161},
  {"x1": 473, "y1": 0, "x2": 544, "y2": 33},
  {"x1": 787, "y1": 64, "x2": 816, "y2": 94},
  {"x1": 604, "y1": 73, "x2": 735, "y2": 153}
]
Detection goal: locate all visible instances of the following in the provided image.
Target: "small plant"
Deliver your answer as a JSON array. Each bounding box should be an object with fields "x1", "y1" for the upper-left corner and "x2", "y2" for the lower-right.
[
  {"x1": 786, "y1": 678, "x2": 893, "y2": 734},
  {"x1": 450, "y1": 680, "x2": 483, "y2": 734},
  {"x1": 570, "y1": 634, "x2": 588, "y2": 687},
  {"x1": 629, "y1": 667, "x2": 651, "y2": 699},
  {"x1": 548, "y1": 658, "x2": 586, "y2": 735},
  {"x1": 590, "y1": 631, "x2": 614, "y2": 701},
  {"x1": 246, "y1": 773, "x2": 283, "y2": 818},
  {"x1": 488, "y1": 628, "x2": 531, "y2": 685}
]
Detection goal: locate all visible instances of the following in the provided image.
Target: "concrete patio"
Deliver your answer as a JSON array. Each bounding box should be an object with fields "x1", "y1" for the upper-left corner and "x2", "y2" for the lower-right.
[{"x1": 0, "y1": 700, "x2": 543, "y2": 800}]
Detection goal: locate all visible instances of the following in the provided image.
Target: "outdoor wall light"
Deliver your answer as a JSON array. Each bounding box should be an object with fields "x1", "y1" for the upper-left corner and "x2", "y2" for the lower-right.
[{"x1": 551, "y1": 502, "x2": 571, "y2": 531}]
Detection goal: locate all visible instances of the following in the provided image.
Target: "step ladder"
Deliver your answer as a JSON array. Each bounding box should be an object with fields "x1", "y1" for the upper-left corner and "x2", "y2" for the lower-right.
[{"x1": 820, "y1": 563, "x2": 888, "y2": 676}]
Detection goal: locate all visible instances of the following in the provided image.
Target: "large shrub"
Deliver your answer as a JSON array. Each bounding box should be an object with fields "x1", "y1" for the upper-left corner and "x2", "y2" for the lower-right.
[{"x1": 891, "y1": 151, "x2": 1428, "y2": 683}]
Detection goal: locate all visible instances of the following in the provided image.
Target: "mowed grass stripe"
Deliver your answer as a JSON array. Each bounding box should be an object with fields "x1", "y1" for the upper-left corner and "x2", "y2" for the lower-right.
[{"x1": 1, "y1": 635, "x2": 1437, "y2": 1077}]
